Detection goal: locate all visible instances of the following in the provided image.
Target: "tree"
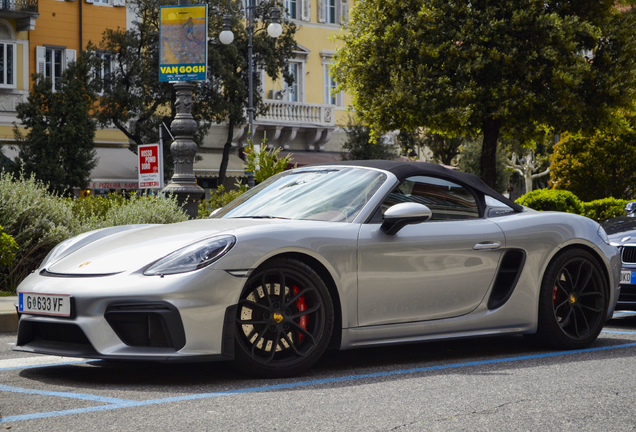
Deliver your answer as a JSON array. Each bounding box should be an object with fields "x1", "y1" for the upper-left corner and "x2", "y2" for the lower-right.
[
  {"x1": 506, "y1": 149, "x2": 551, "y2": 194},
  {"x1": 96, "y1": 0, "x2": 298, "y2": 186},
  {"x1": 331, "y1": 1, "x2": 636, "y2": 188},
  {"x1": 421, "y1": 133, "x2": 467, "y2": 166},
  {"x1": 340, "y1": 116, "x2": 398, "y2": 161},
  {"x1": 203, "y1": 0, "x2": 298, "y2": 186},
  {"x1": 457, "y1": 138, "x2": 511, "y2": 194},
  {"x1": 14, "y1": 52, "x2": 99, "y2": 194},
  {"x1": 550, "y1": 129, "x2": 636, "y2": 201},
  {"x1": 96, "y1": 0, "x2": 183, "y2": 182}
]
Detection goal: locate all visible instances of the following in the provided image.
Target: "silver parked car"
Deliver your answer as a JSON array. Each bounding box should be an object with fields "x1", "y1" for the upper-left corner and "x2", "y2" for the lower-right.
[
  {"x1": 602, "y1": 201, "x2": 636, "y2": 310},
  {"x1": 14, "y1": 161, "x2": 620, "y2": 377}
]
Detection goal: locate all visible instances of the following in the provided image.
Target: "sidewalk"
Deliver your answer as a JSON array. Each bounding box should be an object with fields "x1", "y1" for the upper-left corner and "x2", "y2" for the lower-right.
[{"x1": 0, "y1": 296, "x2": 18, "y2": 333}]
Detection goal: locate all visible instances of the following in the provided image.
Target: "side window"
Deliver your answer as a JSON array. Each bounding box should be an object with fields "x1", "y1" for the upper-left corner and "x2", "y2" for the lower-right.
[{"x1": 381, "y1": 176, "x2": 479, "y2": 221}]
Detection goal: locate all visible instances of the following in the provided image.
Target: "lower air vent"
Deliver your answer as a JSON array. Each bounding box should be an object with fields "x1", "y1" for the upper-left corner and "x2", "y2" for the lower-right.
[
  {"x1": 487, "y1": 249, "x2": 526, "y2": 310},
  {"x1": 622, "y1": 246, "x2": 636, "y2": 264},
  {"x1": 17, "y1": 321, "x2": 92, "y2": 347},
  {"x1": 105, "y1": 302, "x2": 186, "y2": 350}
]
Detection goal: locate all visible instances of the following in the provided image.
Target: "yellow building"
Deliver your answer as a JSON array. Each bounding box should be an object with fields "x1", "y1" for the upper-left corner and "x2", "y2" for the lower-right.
[
  {"x1": 0, "y1": 0, "x2": 354, "y2": 191},
  {"x1": 196, "y1": 0, "x2": 353, "y2": 186},
  {"x1": 0, "y1": 0, "x2": 135, "y2": 190}
]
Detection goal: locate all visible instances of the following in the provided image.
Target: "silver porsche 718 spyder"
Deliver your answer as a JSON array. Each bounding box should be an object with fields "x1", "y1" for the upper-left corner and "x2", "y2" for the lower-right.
[{"x1": 14, "y1": 161, "x2": 620, "y2": 377}]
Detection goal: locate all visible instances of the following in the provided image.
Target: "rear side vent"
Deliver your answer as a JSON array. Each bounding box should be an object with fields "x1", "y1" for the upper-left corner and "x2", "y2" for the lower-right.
[{"x1": 487, "y1": 249, "x2": 526, "y2": 310}]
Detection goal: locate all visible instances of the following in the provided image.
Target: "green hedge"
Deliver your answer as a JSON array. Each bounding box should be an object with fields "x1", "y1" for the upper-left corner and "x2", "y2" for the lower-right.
[{"x1": 515, "y1": 189, "x2": 631, "y2": 222}]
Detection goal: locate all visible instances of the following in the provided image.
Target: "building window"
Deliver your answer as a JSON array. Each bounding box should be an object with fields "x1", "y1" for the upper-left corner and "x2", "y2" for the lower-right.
[
  {"x1": 94, "y1": 52, "x2": 112, "y2": 93},
  {"x1": 36, "y1": 46, "x2": 77, "y2": 92},
  {"x1": 285, "y1": 0, "x2": 297, "y2": 19},
  {"x1": 323, "y1": 64, "x2": 343, "y2": 106},
  {"x1": 285, "y1": 63, "x2": 300, "y2": 102},
  {"x1": 0, "y1": 42, "x2": 15, "y2": 89},
  {"x1": 45, "y1": 48, "x2": 64, "y2": 91},
  {"x1": 325, "y1": 0, "x2": 336, "y2": 24}
]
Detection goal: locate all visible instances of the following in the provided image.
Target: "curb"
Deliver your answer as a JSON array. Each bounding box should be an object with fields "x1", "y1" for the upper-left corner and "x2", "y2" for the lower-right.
[{"x1": 0, "y1": 297, "x2": 18, "y2": 333}]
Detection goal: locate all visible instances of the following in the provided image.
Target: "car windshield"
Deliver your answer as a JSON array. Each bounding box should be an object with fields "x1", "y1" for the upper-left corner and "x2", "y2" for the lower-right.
[{"x1": 212, "y1": 167, "x2": 387, "y2": 222}]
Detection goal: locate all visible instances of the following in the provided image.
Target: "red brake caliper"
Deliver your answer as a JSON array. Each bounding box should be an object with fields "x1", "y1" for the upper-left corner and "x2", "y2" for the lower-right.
[
  {"x1": 293, "y1": 286, "x2": 308, "y2": 342},
  {"x1": 553, "y1": 285, "x2": 558, "y2": 304}
]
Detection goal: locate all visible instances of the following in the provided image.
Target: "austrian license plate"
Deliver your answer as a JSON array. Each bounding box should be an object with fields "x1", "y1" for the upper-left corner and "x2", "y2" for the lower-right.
[
  {"x1": 18, "y1": 292, "x2": 71, "y2": 317},
  {"x1": 621, "y1": 270, "x2": 636, "y2": 285}
]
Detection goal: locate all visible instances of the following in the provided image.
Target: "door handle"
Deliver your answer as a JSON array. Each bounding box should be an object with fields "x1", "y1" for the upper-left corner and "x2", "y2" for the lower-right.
[{"x1": 474, "y1": 242, "x2": 501, "y2": 250}]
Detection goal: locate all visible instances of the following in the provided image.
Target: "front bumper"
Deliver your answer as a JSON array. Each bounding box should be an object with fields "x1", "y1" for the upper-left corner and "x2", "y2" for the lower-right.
[{"x1": 12, "y1": 268, "x2": 245, "y2": 362}]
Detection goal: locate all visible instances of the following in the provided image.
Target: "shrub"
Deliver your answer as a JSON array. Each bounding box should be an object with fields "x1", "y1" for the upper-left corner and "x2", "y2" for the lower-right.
[
  {"x1": 198, "y1": 183, "x2": 248, "y2": 218},
  {"x1": 515, "y1": 189, "x2": 583, "y2": 214},
  {"x1": 0, "y1": 171, "x2": 188, "y2": 292},
  {"x1": 0, "y1": 225, "x2": 18, "y2": 268},
  {"x1": 0, "y1": 171, "x2": 78, "y2": 290},
  {"x1": 580, "y1": 197, "x2": 630, "y2": 221},
  {"x1": 76, "y1": 192, "x2": 188, "y2": 232}
]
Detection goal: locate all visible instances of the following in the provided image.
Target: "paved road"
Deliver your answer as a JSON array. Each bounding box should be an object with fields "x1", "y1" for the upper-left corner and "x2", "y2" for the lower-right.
[{"x1": 2, "y1": 313, "x2": 636, "y2": 431}]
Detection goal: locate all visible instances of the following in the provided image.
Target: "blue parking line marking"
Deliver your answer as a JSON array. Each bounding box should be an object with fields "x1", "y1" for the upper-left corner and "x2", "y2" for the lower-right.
[
  {"x1": 2, "y1": 341, "x2": 636, "y2": 424},
  {"x1": 0, "y1": 384, "x2": 132, "y2": 404},
  {"x1": 602, "y1": 330, "x2": 636, "y2": 334}
]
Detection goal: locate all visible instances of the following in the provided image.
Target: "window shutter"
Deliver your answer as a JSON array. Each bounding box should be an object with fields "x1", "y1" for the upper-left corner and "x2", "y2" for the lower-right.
[
  {"x1": 65, "y1": 49, "x2": 77, "y2": 68},
  {"x1": 317, "y1": 0, "x2": 325, "y2": 22},
  {"x1": 340, "y1": 0, "x2": 348, "y2": 24},
  {"x1": 35, "y1": 46, "x2": 46, "y2": 79},
  {"x1": 301, "y1": 0, "x2": 310, "y2": 21}
]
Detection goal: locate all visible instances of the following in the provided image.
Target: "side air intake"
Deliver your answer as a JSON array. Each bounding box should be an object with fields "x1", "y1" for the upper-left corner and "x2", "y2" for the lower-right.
[{"x1": 487, "y1": 249, "x2": 526, "y2": 310}]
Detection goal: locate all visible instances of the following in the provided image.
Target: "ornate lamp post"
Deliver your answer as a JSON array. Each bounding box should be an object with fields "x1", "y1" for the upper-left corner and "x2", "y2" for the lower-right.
[
  {"x1": 219, "y1": 0, "x2": 283, "y2": 188},
  {"x1": 161, "y1": 0, "x2": 205, "y2": 218}
]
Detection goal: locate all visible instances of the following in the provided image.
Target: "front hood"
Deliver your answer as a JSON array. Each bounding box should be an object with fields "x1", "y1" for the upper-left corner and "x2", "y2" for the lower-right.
[
  {"x1": 602, "y1": 215, "x2": 636, "y2": 236},
  {"x1": 47, "y1": 219, "x2": 272, "y2": 275}
]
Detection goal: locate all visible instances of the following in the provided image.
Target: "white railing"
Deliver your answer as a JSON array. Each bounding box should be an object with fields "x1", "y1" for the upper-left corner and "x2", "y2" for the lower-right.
[{"x1": 261, "y1": 101, "x2": 336, "y2": 126}]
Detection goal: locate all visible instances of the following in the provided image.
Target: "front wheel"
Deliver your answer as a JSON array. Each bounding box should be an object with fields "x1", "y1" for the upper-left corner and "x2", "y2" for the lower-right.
[
  {"x1": 535, "y1": 248, "x2": 607, "y2": 349},
  {"x1": 234, "y1": 258, "x2": 334, "y2": 378}
]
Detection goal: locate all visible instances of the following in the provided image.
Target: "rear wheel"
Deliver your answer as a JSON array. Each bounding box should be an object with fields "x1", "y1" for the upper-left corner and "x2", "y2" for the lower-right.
[
  {"x1": 536, "y1": 248, "x2": 607, "y2": 349},
  {"x1": 234, "y1": 259, "x2": 334, "y2": 378}
]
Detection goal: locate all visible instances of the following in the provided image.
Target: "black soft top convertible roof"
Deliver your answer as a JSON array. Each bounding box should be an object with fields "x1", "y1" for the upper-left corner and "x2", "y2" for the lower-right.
[{"x1": 316, "y1": 160, "x2": 524, "y2": 213}]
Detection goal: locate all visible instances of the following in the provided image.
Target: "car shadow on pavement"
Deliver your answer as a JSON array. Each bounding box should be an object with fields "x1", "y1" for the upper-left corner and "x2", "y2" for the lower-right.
[{"x1": 16, "y1": 331, "x2": 636, "y2": 395}]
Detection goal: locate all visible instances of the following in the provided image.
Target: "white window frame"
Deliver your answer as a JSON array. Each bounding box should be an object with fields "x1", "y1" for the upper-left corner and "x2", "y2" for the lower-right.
[
  {"x1": 285, "y1": 0, "x2": 298, "y2": 19},
  {"x1": 93, "y1": 51, "x2": 114, "y2": 94},
  {"x1": 285, "y1": 62, "x2": 301, "y2": 102},
  {"x1": 0, "y1": 41, "x2": 16, "y2": 90},
  {"x1": 323, "y1": 64, "x2": 342, "y2": 106},
  {"x1": 320, "y1": 50, "x2": 342, "y2": 107},
  {"x1": 325, "y1": 0, "x2": 336, "y2": 24},
  {"x1": 36, "y1": 46, "x2": 77, "y2": 92}
]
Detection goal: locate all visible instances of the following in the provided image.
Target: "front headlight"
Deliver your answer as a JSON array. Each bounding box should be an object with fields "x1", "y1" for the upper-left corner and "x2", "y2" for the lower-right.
[
  {"x1": 144, "y1": 235, "x2": 236, "y2": 276},
  {"x1": 597, "y1": 225, "x2": 610, "y2": 245}
]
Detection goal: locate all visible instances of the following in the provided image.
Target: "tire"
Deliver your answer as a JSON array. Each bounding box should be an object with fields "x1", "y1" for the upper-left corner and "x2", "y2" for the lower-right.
[
  {"x1": 535, "y1": 248, "x2": 607, "y2": 349},
  {"x1": 233, "y1": 258, "x2": 334, "y2": 378}
]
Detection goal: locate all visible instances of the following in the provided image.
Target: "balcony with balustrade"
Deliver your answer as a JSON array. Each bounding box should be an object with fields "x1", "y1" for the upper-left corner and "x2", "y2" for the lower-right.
[
  {"x1": 241, "y1": 100, "x2": 337, "y2": 151},
  {"x1": 0, "y1": 0, "x2": 39, "y2": 31}
]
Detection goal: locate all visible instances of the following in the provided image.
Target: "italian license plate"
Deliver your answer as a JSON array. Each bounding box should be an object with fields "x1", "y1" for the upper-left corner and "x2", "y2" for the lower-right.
[
  {"x1": 621, "y1": 270, "x2": 636, "y2": 285},
  {"x1": 18, "y1": 292, "x2": 71, "y2": 317}
]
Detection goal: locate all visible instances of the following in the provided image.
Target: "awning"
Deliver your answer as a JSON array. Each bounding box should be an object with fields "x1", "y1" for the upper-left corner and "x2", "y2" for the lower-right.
[
  {"x1": 88, "y1": 147, "x2": 139, "y2": 190},
  {"x1": 280, "y1": 151, "x2": 342, "y2": 167},
  {"x1": 194, "y1": 153, "x2": 246, "y2": 178}
]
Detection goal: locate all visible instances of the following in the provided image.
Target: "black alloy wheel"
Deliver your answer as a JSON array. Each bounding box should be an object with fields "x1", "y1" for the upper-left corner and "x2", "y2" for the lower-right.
[
  {"x1": 536, "y1": 248, "x2": 607, "y2": 349},
  {"x1": 234, "y1": 258, "x2": 334, "y2": 378}
]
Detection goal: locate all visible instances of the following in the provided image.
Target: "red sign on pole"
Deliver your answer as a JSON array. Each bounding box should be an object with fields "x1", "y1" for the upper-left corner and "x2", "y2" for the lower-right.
[{"x1": 138, "y1": 144, "x2": 161, "y2": 188}]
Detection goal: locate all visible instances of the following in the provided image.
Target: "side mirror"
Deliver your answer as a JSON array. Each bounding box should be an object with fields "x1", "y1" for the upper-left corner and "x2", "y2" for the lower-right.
[
  {"x1": 625, "y1": 202, "x2": 636, "y2": 216},
  {"x1": 381, "y1": 203, "x2": 432, "y2": 235}
]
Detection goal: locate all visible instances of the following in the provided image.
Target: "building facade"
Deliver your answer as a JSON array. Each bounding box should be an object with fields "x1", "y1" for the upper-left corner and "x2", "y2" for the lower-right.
[{"x1": 1, "y1": 0, "x2": 353, "y2": 193}]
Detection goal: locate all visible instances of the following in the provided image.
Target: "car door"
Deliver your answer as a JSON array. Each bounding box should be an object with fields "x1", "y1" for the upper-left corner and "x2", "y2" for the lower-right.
[{"x1": 357, "y1": 175, "x2": 506, "y2": 327}]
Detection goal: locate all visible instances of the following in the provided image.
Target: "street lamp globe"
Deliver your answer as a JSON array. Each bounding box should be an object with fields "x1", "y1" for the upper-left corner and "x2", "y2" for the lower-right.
[
  {"x1": 267, "y1": 22, "x2": 283, "y2": 38},
  {"x1": 219, "y1": 30, "x2": 234, "y2": 45}
]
